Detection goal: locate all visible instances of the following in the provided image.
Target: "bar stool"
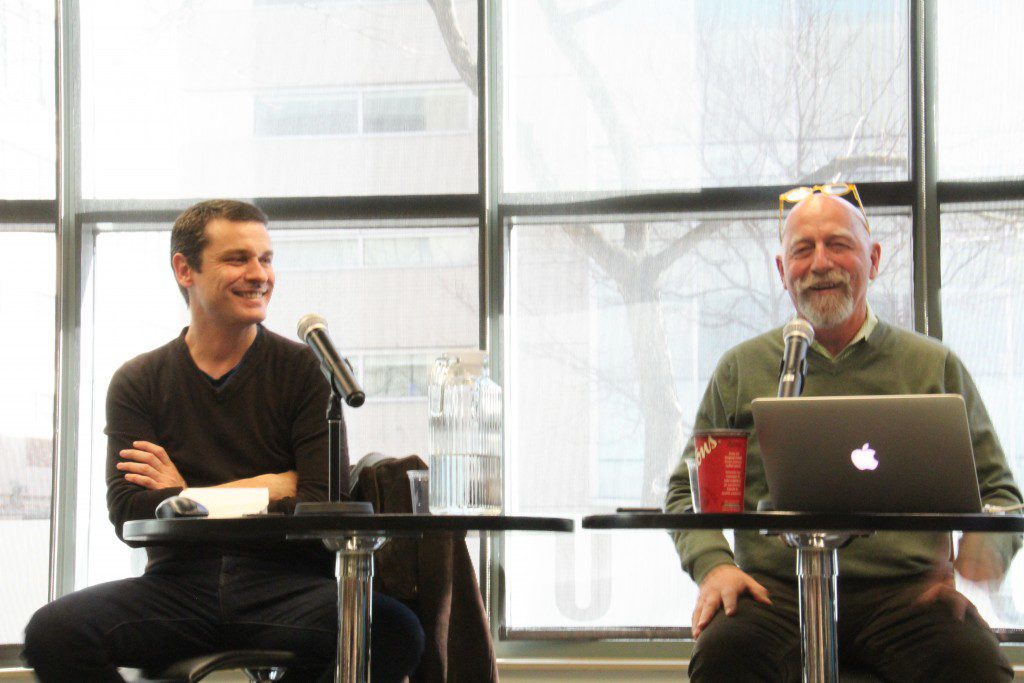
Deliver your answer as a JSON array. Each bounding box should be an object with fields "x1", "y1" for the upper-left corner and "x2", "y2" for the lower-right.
[{"x1": 123, "y1": 649, "x2": 297, "y2": 682}]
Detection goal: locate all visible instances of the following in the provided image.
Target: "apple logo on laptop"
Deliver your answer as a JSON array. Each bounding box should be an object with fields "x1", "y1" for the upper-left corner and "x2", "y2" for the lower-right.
[{"x1": 851, "y1": 443, "x2": 879, "y2": 471}]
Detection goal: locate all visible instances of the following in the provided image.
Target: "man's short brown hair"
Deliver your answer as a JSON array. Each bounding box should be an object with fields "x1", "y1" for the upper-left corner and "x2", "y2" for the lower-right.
[{"x1": 170, "y1": 199, "x2": 269, "y2": 304}]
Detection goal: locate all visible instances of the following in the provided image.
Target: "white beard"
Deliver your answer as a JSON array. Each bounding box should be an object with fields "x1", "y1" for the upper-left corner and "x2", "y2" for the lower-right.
[{"x1": 794, "y1": 271, "x2": 855, "y2": 329}]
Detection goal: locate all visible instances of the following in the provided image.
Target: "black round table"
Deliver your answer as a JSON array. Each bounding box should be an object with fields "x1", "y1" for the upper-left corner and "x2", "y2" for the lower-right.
[
  {"x1": 125, "y1": 512, "x2": 572, "y2": 542},
  {"x1": 583, "y1": 511, "x2": 1024, "y2": 533},
  {"x1": 583, "y1": 511, "x2": 1024, "y2": 683},
  {"x1": 125, "y1": 513, "x2": 573, "y2": 683}
]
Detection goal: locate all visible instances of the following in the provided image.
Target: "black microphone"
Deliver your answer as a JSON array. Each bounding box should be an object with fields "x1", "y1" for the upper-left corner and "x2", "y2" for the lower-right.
[
  {"x1": 778, "y1": 317, "x2": 814, "y2": 398},
  {"x1": 297, "y1": 313, "x2": 366, "y2": 408}
]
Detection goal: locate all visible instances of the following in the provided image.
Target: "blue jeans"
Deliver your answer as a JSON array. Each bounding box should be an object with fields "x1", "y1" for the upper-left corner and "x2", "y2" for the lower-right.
[{"x1": 23, "y1": 556, "x2": 424, "y2": 682}]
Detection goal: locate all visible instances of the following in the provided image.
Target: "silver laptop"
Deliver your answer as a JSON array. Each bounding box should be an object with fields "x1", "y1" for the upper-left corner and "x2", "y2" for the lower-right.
[{"x1": 751, "y1": 394, "x2": 982, "y2": 513}]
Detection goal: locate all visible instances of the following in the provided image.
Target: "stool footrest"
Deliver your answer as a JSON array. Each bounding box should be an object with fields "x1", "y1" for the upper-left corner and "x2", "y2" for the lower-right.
[{"x1": 134, "y1": 649, "x2": 297, "y2": 682}]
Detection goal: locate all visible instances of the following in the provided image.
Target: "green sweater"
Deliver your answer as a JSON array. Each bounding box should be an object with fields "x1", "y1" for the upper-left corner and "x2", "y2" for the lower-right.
[{"x1": 664, "y1": 320, "x2": 1022, "y2": 583}]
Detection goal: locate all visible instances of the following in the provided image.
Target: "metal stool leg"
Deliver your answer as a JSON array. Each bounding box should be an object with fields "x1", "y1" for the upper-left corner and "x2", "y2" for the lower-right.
[{"x1": 783, "y1": 532, "x2": 856, "y2": 683}]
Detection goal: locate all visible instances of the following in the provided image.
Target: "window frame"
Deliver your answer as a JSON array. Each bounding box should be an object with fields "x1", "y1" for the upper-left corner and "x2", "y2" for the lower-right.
[{"x1": 4, "y1": 0, "x2": 1024, "y2": 668}]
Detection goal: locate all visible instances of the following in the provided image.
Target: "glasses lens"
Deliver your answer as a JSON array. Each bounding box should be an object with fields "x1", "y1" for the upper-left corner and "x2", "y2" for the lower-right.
[
  {"x1": 821, "y1": 183, "x2": 851, "y2": 196},
  {"x1": 782, "y1": 187, "x2": 813, "y2": 203}
]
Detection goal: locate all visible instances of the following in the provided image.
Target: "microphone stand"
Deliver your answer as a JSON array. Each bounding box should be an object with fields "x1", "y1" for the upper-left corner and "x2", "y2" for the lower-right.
[
  {"x1": 328, "y1": 390, "x2": 345, "y2": 503},
  {"x1": 293, "y1": 315, "x2": 378, "y2": 681},
  {"x1": 289, "y1": 387, "x2": 382, "y2": 683},
  {"x1": 295, "y1": 385, "x2": 379, "y2": 683},
  {"x1": 298, "y1": 381, "x2": 366, "y2": 513},
  {"x1": 776, "y1": 326, "x2": 844, "y2": 682}
]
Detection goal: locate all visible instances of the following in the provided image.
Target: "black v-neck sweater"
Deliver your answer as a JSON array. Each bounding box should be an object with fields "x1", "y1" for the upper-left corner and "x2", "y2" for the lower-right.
[{"x1": 104, "y1": 325, "x2": 342, "y2": 569}]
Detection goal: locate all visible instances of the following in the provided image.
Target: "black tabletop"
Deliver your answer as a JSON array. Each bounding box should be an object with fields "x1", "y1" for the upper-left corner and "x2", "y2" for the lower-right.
[
  {"x1": 124, "y1": 513, "x2": 574, "y2": 545},
  {"x1": 583, "y1": 511, "x2": 1024, "y2": 533}
]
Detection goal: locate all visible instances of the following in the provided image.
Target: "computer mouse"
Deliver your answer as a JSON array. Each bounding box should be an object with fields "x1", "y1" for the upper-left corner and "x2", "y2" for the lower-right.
[{"x1": 155, "y1": 496, "x2": 209, "y2": 519}]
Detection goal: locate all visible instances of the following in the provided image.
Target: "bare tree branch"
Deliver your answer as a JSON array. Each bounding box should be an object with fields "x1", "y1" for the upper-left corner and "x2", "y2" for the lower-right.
[
  {"x1": 564, "y1": 224, "x2": 632, "y2": 283},
  {"x1": 648, "y1": 222, "x2": 714, "y2": 278},
  {"x1": 537, "y1": 0, "x2": 637, "y2": 185},
  {"x1": 425, "y1": 0, "x2": 478, "y2": 96},
  {"x1": 798, "y1": 154, "x2": 907, "y2": 184}
]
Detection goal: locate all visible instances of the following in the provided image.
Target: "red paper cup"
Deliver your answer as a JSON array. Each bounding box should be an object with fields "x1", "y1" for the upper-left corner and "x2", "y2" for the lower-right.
[{"x1": 693, "y1": 429, "x2": 748, "y2": 513}]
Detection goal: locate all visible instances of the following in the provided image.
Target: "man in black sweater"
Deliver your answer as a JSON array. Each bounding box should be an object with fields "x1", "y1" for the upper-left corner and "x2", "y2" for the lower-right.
[{"x1": 24, "y1": 200, "x2": 424, "y2": 681}]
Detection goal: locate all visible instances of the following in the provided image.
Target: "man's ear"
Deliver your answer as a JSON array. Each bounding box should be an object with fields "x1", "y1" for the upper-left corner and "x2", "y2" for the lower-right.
[
  {"x1": 868, "y1": 242, "x2": 881, "y2": 280},
  {"x1": 172, "y1": 253, "x2": 194, "y2": 290},
  {"x1": 775, "y1": 254, "x2": 788, "y2": 291}
]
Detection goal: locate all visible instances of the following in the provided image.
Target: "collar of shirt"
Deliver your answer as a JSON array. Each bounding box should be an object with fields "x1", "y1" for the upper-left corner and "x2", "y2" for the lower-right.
[{"x1": 809, "y1": 304, "x2": 878, "y2": 362}]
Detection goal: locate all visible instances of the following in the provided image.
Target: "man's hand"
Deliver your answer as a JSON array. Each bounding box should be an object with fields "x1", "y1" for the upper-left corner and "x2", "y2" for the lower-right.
[
  {"x1": 692, "y1": 564, "x2": 772, "y2": 638},
  {"x1": 217, "y1": 470, "x2": 298, "y2": 502},
  {"x1": 117, "y1": 441, "x2": 187, "y2": 490},
  {"x1": 955, "y1": 533, "x2": 1004, "y2": 582},
  {"x1": 915, "y1": 564, "x2": 984, "y2": 623}
]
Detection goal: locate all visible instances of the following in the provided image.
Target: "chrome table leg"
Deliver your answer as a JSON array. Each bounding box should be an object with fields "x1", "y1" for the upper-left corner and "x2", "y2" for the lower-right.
[
  {"x1": 323, "y1": 535, "x2": 385, "y2": 683},
  {"x1": 782, "y1": 532, "x2": 854, "y2": 683}
]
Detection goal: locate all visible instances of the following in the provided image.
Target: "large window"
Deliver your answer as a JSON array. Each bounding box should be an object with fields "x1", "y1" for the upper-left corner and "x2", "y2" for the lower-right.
[
  {"x1": 936, "y1": 1, "x2": 1024, "y2": 181},
  {"x1": 938, "y1": 2, "x2": 1024, "y2": 627},
  {"x1": 0, "y1": 232, "x2": 56, "y2": 644},
  {"x1": 0, "y1": 0, "x2": 55, "y2": 647},
  {"x1": 70, "y1": 0, "x2": 479, "y2": 594},
  {"x1": 507, "y1": 211, "x2": 913, "y2": 629},
  {"x1": 502, "y1": 1, "x2": 907, "y2": 193},
  {"x1": 0, "y1": 1, "x2": 55, "y2": 200},
  {"x1": 942, "y1": 203, "x2": 1024, "y2": 627},
  {"x1": 8, "y1": 0, "x2": 1024, "y2": 664},
  {"x1": 77, "y1": 224, "x2": 478, "y2": 587},
  {"x1": 79, "y1": 0, "x2": 478, "y2": 198},
  {"x1": 501, "y1": 0, "x2": 914, "y2": 633}
]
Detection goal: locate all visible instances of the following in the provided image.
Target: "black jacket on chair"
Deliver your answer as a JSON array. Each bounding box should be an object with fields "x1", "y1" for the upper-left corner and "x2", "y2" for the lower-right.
[{"x1": 350, "y1": 454, "x2": 499, "y2": 683}]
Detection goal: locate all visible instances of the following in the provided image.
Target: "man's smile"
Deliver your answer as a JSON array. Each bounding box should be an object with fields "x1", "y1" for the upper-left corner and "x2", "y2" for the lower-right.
[{"x1": 795, "y1": 269, "x2": 852, "y2": 297}]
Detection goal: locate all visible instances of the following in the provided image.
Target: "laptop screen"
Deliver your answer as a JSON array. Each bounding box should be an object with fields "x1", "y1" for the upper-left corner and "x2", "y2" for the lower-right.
[{"x1": 751, "y1": 395, "x2": 982, "y2": 513}]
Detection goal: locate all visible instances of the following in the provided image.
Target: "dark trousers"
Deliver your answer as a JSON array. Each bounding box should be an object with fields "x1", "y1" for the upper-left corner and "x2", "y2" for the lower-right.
[
  {"x1": 689, "y1": 572, "x2": 1012, "y2": 683},
  {"x1": 23, "y1": 557, "x2": 424, "y2": 683}
]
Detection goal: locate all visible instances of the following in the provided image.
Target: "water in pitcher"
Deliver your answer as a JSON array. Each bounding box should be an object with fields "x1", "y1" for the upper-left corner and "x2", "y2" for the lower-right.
[{"x1": 428, "y1": 350, "x2": 502, "y2": 514}]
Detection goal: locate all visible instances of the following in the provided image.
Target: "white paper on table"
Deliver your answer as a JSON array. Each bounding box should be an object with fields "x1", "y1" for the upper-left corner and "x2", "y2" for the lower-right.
[{"x1": 180, "y1": 487, "x2": 270, "y2": 518}]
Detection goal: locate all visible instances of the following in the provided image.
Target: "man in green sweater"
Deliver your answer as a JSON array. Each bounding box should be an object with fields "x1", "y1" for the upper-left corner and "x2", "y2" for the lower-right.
[{"x1": 664, "y1": 187, "x2": 1022, "y2": 681}]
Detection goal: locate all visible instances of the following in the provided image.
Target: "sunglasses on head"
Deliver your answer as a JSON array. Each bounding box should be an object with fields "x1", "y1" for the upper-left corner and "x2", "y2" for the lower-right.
[{"x1": 778, "y1": 183, "x2": 870, "y2": 239}]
